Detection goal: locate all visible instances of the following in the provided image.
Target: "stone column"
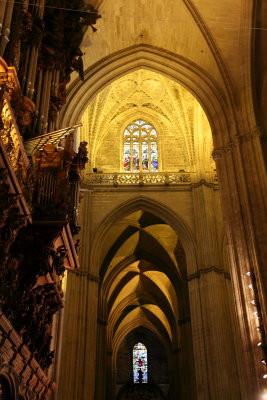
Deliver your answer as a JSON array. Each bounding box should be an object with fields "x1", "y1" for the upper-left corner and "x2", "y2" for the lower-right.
[
  {"x1": 94, "y1": 319, "x2": 109, "y2": 400},
  {"x1": 58, "y1": 190, "x2": 100, "y2": 400},
  {"x1": 80, "y1": 275, "x2": 99, "y2": 400},
  {"x1": 0, "y1": 0, "x2": 7, "y2": 41},
  {"x1": 188, "y1": 182, "x2": 246, "y2": 400},
  {"x1": 177, "y1": 317, "x2": 196, "y2": 400},
  {"x1": 212, "y1": 129, "x2": 267, "y2": 397},
  {"x1": 57, "y1": 271, "x2": 99, "y2": 400},
  {"x1": 0, "y1": 0, "x2": 14, "y2": 56}
]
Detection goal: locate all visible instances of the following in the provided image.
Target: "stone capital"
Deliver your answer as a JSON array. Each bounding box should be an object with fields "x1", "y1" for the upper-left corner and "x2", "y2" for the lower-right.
[
  {"x1": 212, "y1": 145, "x2": 232, "y2": 160},
  {"x1": 212, "y1": 127, "x2": 262, "y2": 161},
  {"x1": 231, "y1": 127, "x2": 262, "y2": 147}
]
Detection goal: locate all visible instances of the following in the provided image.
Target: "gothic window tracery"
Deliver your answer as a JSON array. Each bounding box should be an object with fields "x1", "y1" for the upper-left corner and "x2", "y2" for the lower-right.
[
  {"x1": 133, "y1": 342, "x2": 148, "y2": 383},
  {"x1": 123, "y1": 120, "x2": 158, "y2": 172}
]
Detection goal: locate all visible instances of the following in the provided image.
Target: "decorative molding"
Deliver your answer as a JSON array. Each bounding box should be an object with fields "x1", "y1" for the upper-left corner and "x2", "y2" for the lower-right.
[
  {"x1": 187, "y1": 266, "x2": 231, "y2": 281},
  {"x1": 212, "y1": 145, "x2": 233, "y2": 160},
  {"x1": 191, "y1": 178, "x2": 217, "y2": 189},
  {"x1": 69, "y1": 269, "x2": 100, "y2": 282},
  {"x1": 0, "y1": 95, "x2": 34, "y2": 207},
  {"x1": 212, "y1": 127, "x2": 263, "y2": 161},
  {"x1": 233, "y1": 127, "x2": 263, "y2": 144},
  {"x1": 83, "y1": 172, "x2": 192, "y2": 186},
  {"x1": 83, "y1": 173, "x2": 219, "y2": 188}
]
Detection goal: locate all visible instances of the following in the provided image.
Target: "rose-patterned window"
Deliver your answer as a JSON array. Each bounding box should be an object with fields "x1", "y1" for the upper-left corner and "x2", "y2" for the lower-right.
[{"x1": 123, "y1": 120, "x2": 158, "y2": 173}]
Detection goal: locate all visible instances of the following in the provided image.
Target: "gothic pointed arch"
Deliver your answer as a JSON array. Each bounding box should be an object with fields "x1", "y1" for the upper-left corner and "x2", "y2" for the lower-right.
[
  {"x1": 89, "y1": 196, "x2": 198, "y2": 277},
  {"x1": 60, "y1": 44, "x2": 237, "y2": 146}
]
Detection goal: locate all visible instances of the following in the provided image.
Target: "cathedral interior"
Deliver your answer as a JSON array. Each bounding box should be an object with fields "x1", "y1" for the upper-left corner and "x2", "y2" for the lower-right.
[{"x1": 0, "y1": 0, "x2": 267, "y2": 399}]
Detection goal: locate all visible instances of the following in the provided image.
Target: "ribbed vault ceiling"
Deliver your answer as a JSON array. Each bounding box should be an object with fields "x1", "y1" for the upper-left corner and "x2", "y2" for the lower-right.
[
  {"x1": 77, "y1": 0, "x2": 249, "y2": 360},
  {"x1": 80, "y1": 69, "x2": 214, "y2": 173},
  {"x1": 100, "y1": 210, "x2": 190, "y2": 352}
]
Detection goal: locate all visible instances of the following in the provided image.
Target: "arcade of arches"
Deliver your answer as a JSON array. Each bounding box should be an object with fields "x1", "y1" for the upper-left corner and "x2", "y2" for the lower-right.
[{"x1": 0, "y1": 0, "x2": 267, "y2": 399}]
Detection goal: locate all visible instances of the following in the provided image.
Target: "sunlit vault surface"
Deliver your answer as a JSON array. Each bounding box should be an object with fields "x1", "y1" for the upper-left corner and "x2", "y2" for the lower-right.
[{"x1": 80, "y1": 69, "x2": 214, "y2": 175}]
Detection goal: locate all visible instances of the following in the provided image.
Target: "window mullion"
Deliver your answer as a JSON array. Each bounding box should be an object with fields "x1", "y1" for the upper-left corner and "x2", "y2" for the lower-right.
[
  {"x1": 139, "y1": 128, "x2": 142, "y2": 172},
  {"x1": 123, "y1": 121, "x2": 158, "y2": 173}
]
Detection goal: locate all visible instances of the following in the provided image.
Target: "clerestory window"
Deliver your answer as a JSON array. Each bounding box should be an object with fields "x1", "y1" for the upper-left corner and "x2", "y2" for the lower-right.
[
  {"x1": 123, "y1": 120, "x2": 158, "y2": 172},
  {"x1": 133, "y1": 342, "x2": 148, "y2": 383}
]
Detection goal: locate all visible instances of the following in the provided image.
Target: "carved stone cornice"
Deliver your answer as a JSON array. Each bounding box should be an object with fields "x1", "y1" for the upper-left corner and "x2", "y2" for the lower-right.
[
  {"x1": 191, "y1": 179, "x2": 216, "y2": 189},
  {"x1": 187, "y1": 266, "x2": 231, "y2": 281},
  {"x1": 69, "y1": 269, "x2": 100, "y2": 283},
  {"x1": 236, "y1": 126, "x2": 263, "y2": 143},
  {"x1": 83, "y1": 172, "x2": 192, "y2": 187},
  {"x1": 212, "y1": 127, "x2": 263, "y2": 161}
]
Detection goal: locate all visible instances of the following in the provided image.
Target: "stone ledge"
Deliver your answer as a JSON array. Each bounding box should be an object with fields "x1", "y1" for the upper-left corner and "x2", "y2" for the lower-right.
[{"x1": 187, "y1": 266, "x2": 231, "y2": 281}]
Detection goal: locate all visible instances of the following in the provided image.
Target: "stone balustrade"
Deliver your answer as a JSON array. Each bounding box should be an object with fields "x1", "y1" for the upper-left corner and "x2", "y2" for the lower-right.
[{"x1": 83, "y1": 171, "x2": 218, "y2": 187}]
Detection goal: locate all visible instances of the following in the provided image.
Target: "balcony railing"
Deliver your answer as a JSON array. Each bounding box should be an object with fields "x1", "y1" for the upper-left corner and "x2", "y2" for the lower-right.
[
  {"x1": 83, "y1": 172, "x2": 218, "y2": 187},
  {"x1": 83, "y1": 172, "x2": 192, "y2": 186}
]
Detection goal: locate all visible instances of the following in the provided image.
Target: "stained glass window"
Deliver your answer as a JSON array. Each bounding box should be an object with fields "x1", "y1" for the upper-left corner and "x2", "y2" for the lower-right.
[
  {"x1": 123, "y1": 143, "x2": 131, "y2": 171},
  {"x1": 123, "y1": 120, "x2": 158, "y2": 172},
  {"x1": 133, "y1": 342, "x2": 148, "y2": 383}
]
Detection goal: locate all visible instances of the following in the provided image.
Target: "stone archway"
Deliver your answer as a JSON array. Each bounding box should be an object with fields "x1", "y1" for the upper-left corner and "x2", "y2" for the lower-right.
[
  {"x1": 90, "y1": 196, "x2": 197, "y2": 276},
  {"x1": 58, "y1": 42, "x2": 267, "y2": 400},
  {"x1": 59, "y1": 44, "x2": 267, "y2": 398},
  {"x1": 60, "y1": 44, "x2": 235, "y2": 148},
  {"x1": 93, "y1": 198, "x2": 197, "y2": 400}
]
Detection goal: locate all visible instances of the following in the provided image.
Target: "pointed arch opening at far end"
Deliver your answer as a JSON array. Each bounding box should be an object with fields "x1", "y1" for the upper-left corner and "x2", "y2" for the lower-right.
[{"x1": 60, "y1": 44, "x2": 234, "y2": 148}]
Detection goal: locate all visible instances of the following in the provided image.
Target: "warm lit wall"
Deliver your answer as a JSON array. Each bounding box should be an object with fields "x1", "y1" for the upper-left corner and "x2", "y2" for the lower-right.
[
  {"x1": 58, "y1": 181, "x2": 244, "y2": 400},
  {"x1": 58, "y1": 0, "x2": 267, "y2": 397},
  {"x1": 79, "y1": 70, "x2": 215, "y2": 176}
]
